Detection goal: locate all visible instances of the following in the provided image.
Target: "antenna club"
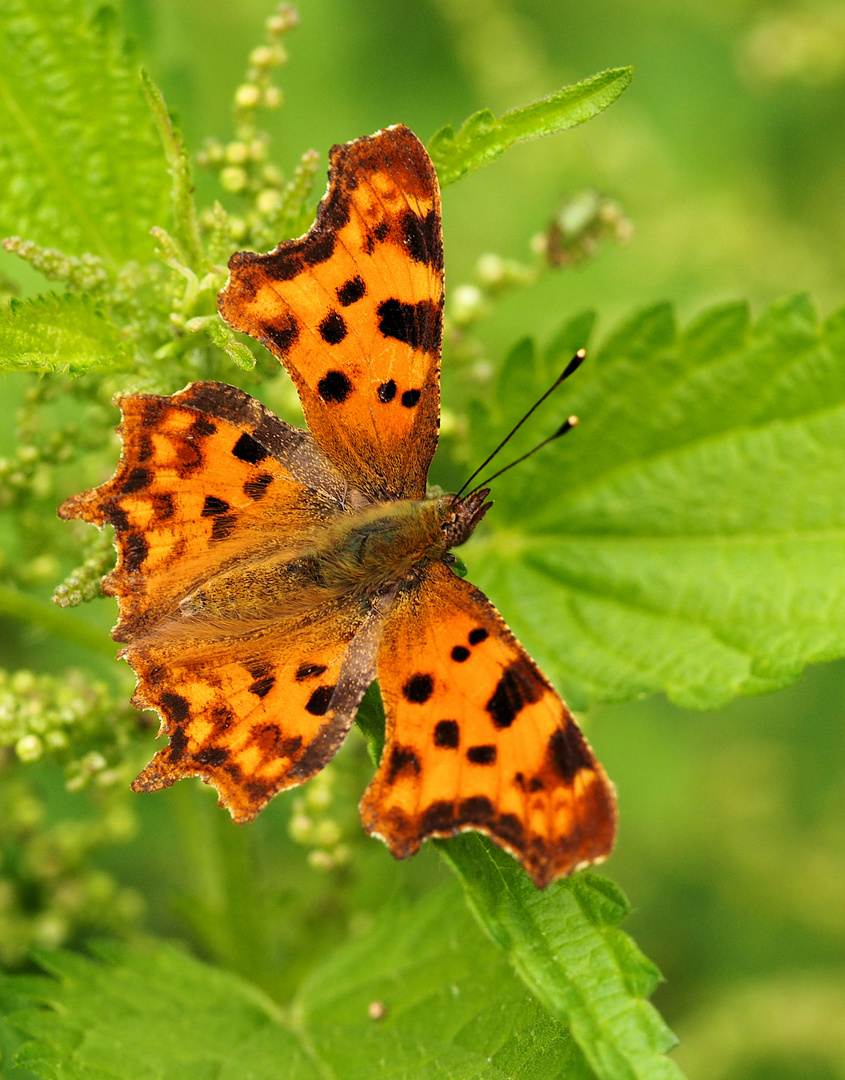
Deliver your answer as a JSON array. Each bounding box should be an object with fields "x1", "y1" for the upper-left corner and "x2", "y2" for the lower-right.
[
  {"x1": 568, "y1": 414, "x2": 579, "y2": 426},
  {"x1": 561, "y1": 349, "x2": 587, "y2": 380}
]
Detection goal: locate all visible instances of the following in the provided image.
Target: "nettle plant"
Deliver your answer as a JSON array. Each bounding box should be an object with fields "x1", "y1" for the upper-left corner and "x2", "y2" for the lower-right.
[{"x1": 0, "y1": 2, "x2": 843, "y2": 1078}]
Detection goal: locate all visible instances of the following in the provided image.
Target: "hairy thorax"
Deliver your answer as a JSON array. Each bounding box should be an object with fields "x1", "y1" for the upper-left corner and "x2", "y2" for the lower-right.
[{"x1": 180, "y1": 495, "x2": 455, "y2": 625}]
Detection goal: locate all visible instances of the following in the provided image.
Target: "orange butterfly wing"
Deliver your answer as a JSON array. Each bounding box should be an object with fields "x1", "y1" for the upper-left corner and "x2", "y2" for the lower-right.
[
  {"x1": 218, "y1": 124, "x2": 443, "y2": 501},
  {"x1": 361, "y1": 563, "x2": 616, "y2": 888},
  {"x1": 59, "y1": 382, "x2": 381, "y2": 819}
]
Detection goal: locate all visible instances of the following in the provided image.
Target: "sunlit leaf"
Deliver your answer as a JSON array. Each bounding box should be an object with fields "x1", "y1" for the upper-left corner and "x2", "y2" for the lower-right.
[
  {"x1": 3, "y1": 885, "x2": 591, "y2": 1080},
  {"x1": 463, "y1": 296, "x2": 845, "y2": 709},
  {"x1": 0, "y1": 293, "x2": 131, "y2": 374},
  {"x1": 0, "y1": 1, "x2": 169, "y2": 265},
  {"x1": 429, "y1": 69, "x2": 633, "y2": 186},
  {"x1": 440, "y1": 836, "x2": 683, "y2": 1080}
]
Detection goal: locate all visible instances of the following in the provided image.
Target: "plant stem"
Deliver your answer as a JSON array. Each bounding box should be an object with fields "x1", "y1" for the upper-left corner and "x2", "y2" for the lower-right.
[{"x1": 0, "y1": 586, "x2": 117, "y2": 660}]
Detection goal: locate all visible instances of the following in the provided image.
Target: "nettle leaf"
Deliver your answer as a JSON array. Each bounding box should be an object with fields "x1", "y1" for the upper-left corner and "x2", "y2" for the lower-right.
[
  {"x1": 0, "y1": 0, "x2": 169, "y2": 265},
  {"x1": 3, "y1": 885, "x2": 590, "y2": 1080},
  {"x1": 0, "y1": 293, "x2": 132, "y2": 374},
  {"x1": 440, "y1": 836, "x2": 683, "y2": 1080},
  {"x1": 464, "y1": 295, "x2": 845, "y2": 709},
  {"x1": 428, "y1": 68, "x2": 633, "y2": 187}
]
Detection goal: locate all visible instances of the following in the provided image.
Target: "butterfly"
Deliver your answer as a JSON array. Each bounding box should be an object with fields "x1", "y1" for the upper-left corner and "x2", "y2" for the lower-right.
[{"x1": 59, "y1": 125, "x2": 616, "y2": 887}]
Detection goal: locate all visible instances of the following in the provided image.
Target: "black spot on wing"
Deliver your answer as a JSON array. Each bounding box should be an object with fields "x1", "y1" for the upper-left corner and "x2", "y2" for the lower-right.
[
  {"x1": 486, "y1": 661, "x2": 543, "y2": 729},
  {"x1": 168, "y1": 726, "x2": 188, "y2": 761},
  {"x1": 400, "y1": 208, "x2": 443, "y2": 269},
  {"x1": 319, "y1": 310, "x2": 348, "y2": 344},
  {"x1": 244, "y1": 474, "x2": 273, "y2": 501},
  {"x1": 189, "y1": 418, "x2": 216, "y2": 440},
  {"x1": 122, "y1": 466, "x2": 150, "y2": 493},
  {"x1": 263, "y1": 313, "x2": 300, "y2": 354},
  {"x1": 458, "y1": 795, "x2": 495, "y2": 824},
  {"x1": 377, "y1": 380, "x2": 396, "y2": 403},
  {"x1": 281, "y1": 734, "x2": 304, "y2": 757},
  {"x1": 401, "y1": 389, "x2": 421, "y2": 408},
  {"x1": 466, "y1": 744, "x2": 496, "y2": 765},
  {"x1": 376, "y1": 298, "x2": 440, "y2": 354},
  {"x1": 548, "y1": 723, "x2": 593, "y2": 782},
  {"x1": 249, "y1": 675, "x2": 276, "y2": 699},
  {"x1": 202, "y1": 495, "x2": 230, "y2": 517},
  {"x1": 387, "y1": 745, "x2": 421, "y2": 782},
  {"x1": 232, "y1": 432, "x2": 268, "y2": 464},
  {"x1": 318, "y1": 370, "x2": 353, "y2": 404},
  {"x1": 451, "y1": 645, "x2": 470, "y2": 662},
  {"x1": 194, "y1": 746, "x2": 229, "y2": 767},
  {"x1": 296, "y1": 663, "x2": 328, "y2": 682},
  {"x1": 403, "y1": 673, "x2": 433, "y2": 704},
  {"x1": 160, "y1": 692, "x2": 190, "y2": 724},
  {"x1": 305, "y1": 685, "x2": 335, "y2": 716},
  {"x1": 151, "y1": 493, "x2": 174, "y2": 521},
  {"x1": 421, "y1": 800, "x2": 454, "y2": 833},
  {"x1": 468, "y1": 628, "x2": 488, "y2": 646},
  {"x1": 337, "y1": 275, "x2": 366, "y2": 306},
  {"x1": 123, "y1": 532, "x2": 148, "y2": 572},
  {"x1": 433, "y1": 720, "x2": 459, "y2": 748},
  {"x1": 210, "y1": 514, "x2": 238, "y2": 542}
]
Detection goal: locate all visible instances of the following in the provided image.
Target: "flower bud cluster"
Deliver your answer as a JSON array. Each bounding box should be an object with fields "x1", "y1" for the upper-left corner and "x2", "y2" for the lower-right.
[
  {"x1": 198, "y1": 5, "x2": 304, "y2": 251},
  {"x1": 0, "y1": 668, "x2": 139, "y2": 790},
  {"x1": 52, "y1": 528, "x2": 114, "y2": 607},
  {"x1": 2, "y1": 237, "x2": 109, "y2": 292},
  {"x1": 0, "y1": 424, "x2": 78, "y2": 509},
  {"x1": 0, "y1": 776, "x2": 142, "y2": 966},
  {"x1": 288, "y1": 765, "x2": 352, "y2": 871},
  {"x1": 537, "y1": 190, "x2": 632, "y2": 268}
]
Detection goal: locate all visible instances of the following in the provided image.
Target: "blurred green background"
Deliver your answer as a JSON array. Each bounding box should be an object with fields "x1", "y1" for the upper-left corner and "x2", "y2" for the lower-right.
[{"x1": 5, "y1": 0, "x2": 845, "y2": 1076}]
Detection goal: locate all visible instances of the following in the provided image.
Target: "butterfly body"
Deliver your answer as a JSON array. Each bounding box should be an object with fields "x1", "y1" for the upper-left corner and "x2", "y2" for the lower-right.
[
  {"x1": 307, "y1": 494, "x2": 456, "y2": 595},
  {"x1": 58, "y1": 125, "x2": 616, "y2": 887}
]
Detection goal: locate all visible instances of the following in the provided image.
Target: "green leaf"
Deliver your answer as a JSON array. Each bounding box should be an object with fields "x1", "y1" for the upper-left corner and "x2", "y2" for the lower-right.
[
  {"x1": 3, "y1": 885, "x2": 591, "y2": 1079},
  {"x1": 207, "y1": 318, "x2": 257, "y2": 371},
  {"x1": 0, "y1": 293, "x2": 132, "y2": 374},
  {"x1": 0, "y1": 1, "x2": 170, "y2": 266},
  {"x1": 462, "y1": 295, "x2": 845, "y2": 709},
  {"x1": 439, "y1": 837, "x2": 683, "y2": 1080},
  {"x1": 140, "y1": 69, "x2": 204, "y2": 270},
  {"x1": 428, "y1": 68, "x2": 633, "y2": 186},
  {"x1": 354, "y1": 693, "x2": 680, "y2": 1078}
]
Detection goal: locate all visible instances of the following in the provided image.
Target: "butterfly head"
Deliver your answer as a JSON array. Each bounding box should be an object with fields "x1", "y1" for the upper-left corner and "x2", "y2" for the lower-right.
[{"x1": 440, "y1": 488, "x2": 492, "y2": 550}]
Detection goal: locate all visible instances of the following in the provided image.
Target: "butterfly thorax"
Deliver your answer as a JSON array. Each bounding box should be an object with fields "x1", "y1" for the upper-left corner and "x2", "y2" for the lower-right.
[
  {"x1": 311, "y1": 495, "x2": 455, "y2": 596},
  {"x1": 308, "y1": 487, "x2": 492, "y2": 597}
]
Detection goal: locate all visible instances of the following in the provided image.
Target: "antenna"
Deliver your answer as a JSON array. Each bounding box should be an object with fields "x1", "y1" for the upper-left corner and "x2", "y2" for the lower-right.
[
  {"x1": 455, "y1": 348, "x2": 586, "y2": 499},
  {"x1": 465, "y1": 416, "x2": 579, "y2": 495}
]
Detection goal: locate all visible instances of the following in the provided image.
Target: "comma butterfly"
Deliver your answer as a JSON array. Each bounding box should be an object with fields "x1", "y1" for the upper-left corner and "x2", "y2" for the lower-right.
[{"x1": 59, "y1": 125, "x2": 616, "y2": 887}]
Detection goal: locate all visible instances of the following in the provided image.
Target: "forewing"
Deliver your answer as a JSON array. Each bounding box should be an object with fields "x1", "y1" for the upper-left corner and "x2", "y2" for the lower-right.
[
  {"x1": 360, "y1": 563, "x2": 617, "y2": 887},
  {"x1": 58, "y1": 381, "x2": 349, "y2": 641},
  {"x1": 218, "y1": 125, "x2": 443, "y2": 501}
]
